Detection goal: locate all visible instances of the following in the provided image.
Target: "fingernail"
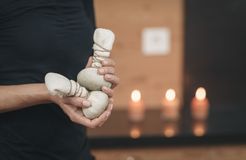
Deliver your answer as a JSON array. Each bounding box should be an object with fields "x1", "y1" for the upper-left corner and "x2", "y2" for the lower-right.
[
  {"x1": 110, "y1": 104, "x2": 114, "y2": 110},
  {"x1": 105, "y1": 74, "x2": 111, "y2": 79},
  {"x1": 102, "y1": 86, "x2": 108, "y2": 90},
  {"x1": 102, "y1": 60, "x2": 108, "y2": 65},
  {"x1": 99, "y1": 68, "x2": 104, "y2": 74},
  {"x1": 83, "y1": 101, "x2": 91, "y2": 107},
  {"x1": 106, "y1": 111, "x2": 111, "y2": 117}
]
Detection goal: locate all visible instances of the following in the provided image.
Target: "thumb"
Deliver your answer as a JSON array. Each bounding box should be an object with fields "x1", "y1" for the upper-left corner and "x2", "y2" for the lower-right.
[{"x1": 62, "y1": 97, "x2": 91, "y2": 108}]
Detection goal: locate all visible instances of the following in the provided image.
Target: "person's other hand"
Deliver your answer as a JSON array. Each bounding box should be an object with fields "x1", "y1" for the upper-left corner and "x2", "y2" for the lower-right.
[
  {"x1": 84, "y1": 56, "x2": 119, "y2": 127},
  {"x1": 50, "y1": 95, "x2": 113, "y2": 128},
  {"x1": 85, "y1": 56, "x2": 120, "y2": 97}
]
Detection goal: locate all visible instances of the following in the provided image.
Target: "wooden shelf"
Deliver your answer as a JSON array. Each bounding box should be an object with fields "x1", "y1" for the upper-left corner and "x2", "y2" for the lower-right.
[{"x1": 88, "y1": 106, "x2": 246, "y2": 148}]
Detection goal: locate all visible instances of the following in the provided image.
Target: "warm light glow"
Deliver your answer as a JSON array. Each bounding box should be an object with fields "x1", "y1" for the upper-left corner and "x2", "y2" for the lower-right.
[
  {"x1": 193, "y1": 124, "x2": 206, "y2": 137},
  {"x1": 195, "y1": 87, "x2": 206, "y2": 100},
  {"x1": 126, "y1": 156, "x2": 135, "y2": 160},
  {"x1": 131, "y1": 90, "x2": 141, "y2": 102},
  {"x1": 165, "y1": 89, "x2": 176, "y2": 101},
  {"x1": 163, "y1": 126, "x2": 176, "y2": 138},
  {"x1": 130, "y1": 127, "x2": 141, "y2": 139}
]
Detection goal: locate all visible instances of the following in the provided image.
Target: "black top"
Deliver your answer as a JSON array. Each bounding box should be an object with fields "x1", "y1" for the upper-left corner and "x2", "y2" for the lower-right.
[{"x1": 0, "y1": 0, "x2": 95, "y2": 160}]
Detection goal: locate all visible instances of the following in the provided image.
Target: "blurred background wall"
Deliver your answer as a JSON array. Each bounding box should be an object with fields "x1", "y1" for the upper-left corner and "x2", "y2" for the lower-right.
[
  {"x1": 94, "y1": 0, "x2": 184, "y2": 109},
  {"x1": 184, "y1": 0, "x2": 246, "y2": 107},
  {"x1": 91, "y1": 0, "x2": 246, "y2": 159}
]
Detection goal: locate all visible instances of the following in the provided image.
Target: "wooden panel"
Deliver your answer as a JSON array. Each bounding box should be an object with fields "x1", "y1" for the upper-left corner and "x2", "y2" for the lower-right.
[
  {"x1": 92, "y1": 145, "x2": 246, "y2": 160},
  {"x1": 94, "y1": 0, "x2": 184, "y2": 109},
  {"x1": 184, "y1": 0, "x2": 246, "y2": 107}
]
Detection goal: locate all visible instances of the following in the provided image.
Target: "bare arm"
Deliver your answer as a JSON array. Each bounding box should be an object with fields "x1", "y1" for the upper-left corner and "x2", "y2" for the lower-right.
[
  {"x1": 0, "y1": 83, "x2": 112, "y2": 128},
  {"x1": 0, "y1": 57, "x2": 119, "y2": 128},
  {"x1": 0, "y1": 83, "x2": 50, "y2": 113}
]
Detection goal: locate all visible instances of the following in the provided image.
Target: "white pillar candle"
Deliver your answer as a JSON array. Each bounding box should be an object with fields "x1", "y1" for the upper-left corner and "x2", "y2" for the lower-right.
[
  {"x1": 161, "y1": 89, "x2": 180, "y2": 121},
  {"x1": 128, "y1": 90, "x2": 145, "y2": 122},
  {"x1": 191, "y1": 87, "x2": 210, "y2": 120}
]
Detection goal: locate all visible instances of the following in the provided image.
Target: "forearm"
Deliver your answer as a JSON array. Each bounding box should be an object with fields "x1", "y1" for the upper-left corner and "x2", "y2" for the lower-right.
[{"x1": 0, "y1": 83, "x2": 51, "y2": 113}]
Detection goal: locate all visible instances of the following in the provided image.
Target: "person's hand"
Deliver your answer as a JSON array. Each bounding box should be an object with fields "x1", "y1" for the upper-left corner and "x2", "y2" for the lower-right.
[
  {"x1": 50, "y1": 95, "x2": 113, "y2": 128},
  {"x1": 86, "y1": 56, "x2": 120, "y2": 98},
  {"x1": 59, "y1": 56, "x2": 117, "y2": 128},
  {"x1": 86, "y1": 55, "x2": 119, "y2": 111}
]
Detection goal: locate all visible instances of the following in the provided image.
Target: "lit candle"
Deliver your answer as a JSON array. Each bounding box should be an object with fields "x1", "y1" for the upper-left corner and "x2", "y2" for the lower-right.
[
  {"x1": 191, "y1": 87, "x2": 210, "y2": 120},
  {"x1": 161, "y1": 89, "x2": 180, "y2": 121},
  {"x1": 128, "y1": 90, "x2": 145, "y2": 122}
]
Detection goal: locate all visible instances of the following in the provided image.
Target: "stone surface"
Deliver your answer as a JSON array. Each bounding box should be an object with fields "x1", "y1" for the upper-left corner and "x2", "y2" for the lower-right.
[
  {"x1": 83, "y1": 91, "x2": 109, "y2": 119},
  {"x1": 77, "y1": 67, "x2": 111, "y2": 91}
]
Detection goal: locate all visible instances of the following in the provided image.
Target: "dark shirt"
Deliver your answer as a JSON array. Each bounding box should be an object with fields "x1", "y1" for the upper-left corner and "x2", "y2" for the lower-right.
[{"x1": 0, "y1": 0, "x2": 95, "y2": 159}]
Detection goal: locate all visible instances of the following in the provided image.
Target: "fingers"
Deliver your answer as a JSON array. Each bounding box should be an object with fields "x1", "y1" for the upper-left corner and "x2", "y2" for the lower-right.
[
  {"x1": 86, "y1": 56, "x2": 93, "y2": 68},
  {"x1": 62, "y1": 104, "x2": 92, "y2": 126},
  {"x1": 98, "y1": 66, "x2": 119, "y2": 89},
  {"x1": 97, "y1": 58, "x2": 119, "y2": 89},
  {"x1": 98, "y1": 67, "x2": 115, "y2": 75},
  {"x1": 84, "y1": 100, "x2": 113, "y2": 128},
  {"x1": 98, "y1": 103, "x2": 113, "y2": 127},
  {"x1": 87, "y1": 57, "x2": 115, "y2": 68},
  {"x1": 60, "y1": 99, "x2": 114, "y2": 128},
  {"x1": 74, "y1": 109, "x2": 111, "y2": 128},
  {"x1": 104, "y1": 74, "x2": 120, "y2": 88},
  {"x1": 102, "y1": 58, "x2": 116, "y2": 67},
  {"x1": 102, "y1": 86, "x2": 114, "y2": 97},
  {"x1": 62, "y1": 97, "x2": 91, "y2": 108},
  {"x1": 61, "y1": 57, "x2": 117, "y2": 128},
  {"x1": 108, "y1": 97, "x2": 114, "y2": 104},
  {"x1": 89, "y1": 110, "x2": 111, "y2": 128}
]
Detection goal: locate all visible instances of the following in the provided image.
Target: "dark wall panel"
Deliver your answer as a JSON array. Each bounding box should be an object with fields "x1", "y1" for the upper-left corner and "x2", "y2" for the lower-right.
[{"x1": 185, "y1": 0, "x2": 246, "y2": 107}]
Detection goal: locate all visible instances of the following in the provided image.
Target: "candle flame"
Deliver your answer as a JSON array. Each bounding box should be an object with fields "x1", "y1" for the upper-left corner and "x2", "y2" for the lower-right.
[
  {"x1": 131, "y1": 90, "x2": 141, "y2": 102},
  {"x1": 165, "y1": 89, "x2": 176, "y2": 101},
  {"x1": 195, "y1": 87, "x2": 206, "y2": 100}
]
